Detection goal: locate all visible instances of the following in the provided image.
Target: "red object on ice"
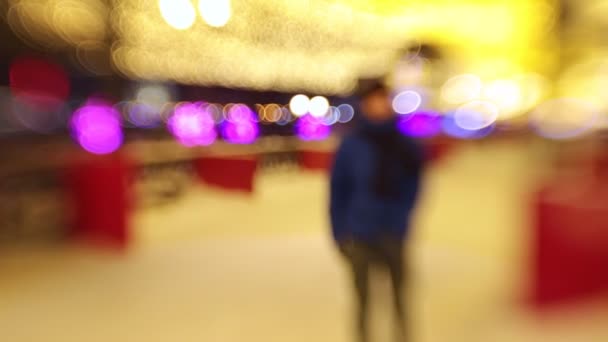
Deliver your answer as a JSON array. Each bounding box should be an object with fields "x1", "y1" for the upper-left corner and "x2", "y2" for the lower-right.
[
  {"x1": 530, "y1": 173, "x2": 608, "y2": 307},
  {"x1": 64, "y1": 153, "x2": 134, "y2": 248},
  {"x1": 299, "y1": 150, "x2": 334, "y2": 171},
  {"x1": 194, "y1": 156, "x2": 258, "y2": 193}
]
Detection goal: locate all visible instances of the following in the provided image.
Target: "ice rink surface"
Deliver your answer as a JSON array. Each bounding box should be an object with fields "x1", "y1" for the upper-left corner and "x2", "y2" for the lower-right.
[{"x1": 1, "y1": 140, "x2": 607, "y2": 342}]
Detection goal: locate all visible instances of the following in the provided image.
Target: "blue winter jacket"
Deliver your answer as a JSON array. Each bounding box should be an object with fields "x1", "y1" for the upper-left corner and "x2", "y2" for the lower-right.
[{"x1": 329, "y1": 118, "x2": 423, "y2": 242}]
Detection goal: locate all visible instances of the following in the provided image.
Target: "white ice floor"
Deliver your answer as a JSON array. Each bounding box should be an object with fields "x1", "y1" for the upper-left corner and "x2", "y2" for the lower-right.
[{"x1": 1, "y1": 140, "x2": 607, "y2": 342}]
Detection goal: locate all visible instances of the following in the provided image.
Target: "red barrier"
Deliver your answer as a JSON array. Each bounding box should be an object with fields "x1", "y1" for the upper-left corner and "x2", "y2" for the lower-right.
[
  {"x1": 299, "y1": 150, "x2": 334, "y2": 171},
  {"x1": 531, "y1": 180, "x2": 608, "y2": 307},
  {"x1": 193, "y1": 155, "x2": 258, "y2": 193},
  {"x1": 64, "y1": 153, "x2": 134, "y2": 248}
]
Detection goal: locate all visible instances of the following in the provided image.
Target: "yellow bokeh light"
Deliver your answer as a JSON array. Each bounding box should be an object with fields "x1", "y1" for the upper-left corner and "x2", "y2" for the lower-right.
[
  {"x1": 199, "y1": 0, "x2": 231, "y2": 28},
  {"x1": 514, "y1": 73, "x2": 549, "y2": 112},
  {"x1": 483, "y1": 80, "x2": 522, "y2": 118},
  {"x1": 159, "y1": 0, "x2": 196, "y2": 30},
  {"x1": 557, "y1": 57, "x2": 608, "y2": 111},
  {"x1": 531, "y1": 98, "x2": 599, "y2": 140},
  {"x1": 6, "y1": 0, "x2": 108, "y2": 49},
  {"x1": 440, "y1": 74, "x2": 482, "y2": 105},
  {"x1": 0, "y1": 0, "x2": 550, "y2": 94},
  {"x1": 5, "y1": 0, "x2": 552, "y2": 94}
]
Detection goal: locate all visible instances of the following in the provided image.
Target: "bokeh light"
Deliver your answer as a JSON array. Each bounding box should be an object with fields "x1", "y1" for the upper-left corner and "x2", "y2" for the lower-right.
[
  {"x1": 515, "y1": 73, "x2": 549, "y2": 112},
  {"x1": 9, "y1": 94, "x2": 69, "y2": 133},
  {"x1": 167, "y1": 102, "x2": 217, "y2": 146},
  {"x1": 276, "y1": 107, "x2": 293, "y2": 126},
  {"x1": 530, "y1": 98, "x2": 599, "y2": 140},
  {"x1": 126, "y1": 102, "x2": 162, "y2": 128},
  {"x1": 289, "y1": 94, "x2": 310, "y2": 117},
  {"x1": 199, "y1": 0, "x2": 231, "y2": 28},
  {"x1": 204, "y1": 103, "x2": 224, "y2": 124},
  {"x1": 397, "y1": 111, "x2": 442, "y2": 138},
  {"x1": 442, "y1": 112, "x2": 495, "y2": 139},
  {"x1": 556, "y1": 58, "x2": 608, "y2": 111},
  {"x1": 71, "y1": 100, "x2": 124, "y2": 154},
  {"x1": 221, "y1": 104, "x2": 259, "y2": 144},
  {"x1": 393, "y1": 56, "x2": 428, "y2": 88},
  {"x1": 295, "y1": 114, "x2": 331, "y2": 141},
  {"x1": 309, "y1": 96, "x2": 330, "y2": 118},
  {"x1": 159, "y1": 0, "x2": 196, "y2": 30},
  {"x1": 454, "y1": 100, "x2": 499, "y2": 130},
  {"x1": 136, "y1": 84, "x2": 172, "y2": 109},
  {"x1": 9, "y1": 57, "x2": 70, "y2": 112},
  {"x1": 6, "y1": 0, "x2": 109, "y2": 49},
  {"x1": 483, "y1": 80, "x2": 523, "y2": 118},
  {"x1": 337, "y1": 104, "x2": 355, "y2": 123},
  {"x1": 392, "y1": 90, "x2": 422, "y2": 115},
  {"x1": 9, "y1": 0, "x2": 549, "y2": 95},
  {"x1": 130, "y1": 83, "x2": 172, "y2": 127},
  {"x1": 263, "y1": 104, "x2": 282, "y2": 123},
  {"x1": 321, "y1": 106, "x2": 340, "y2": 126},
  {"x1": 440, "y1": 74, "x2": 482, "y2": 105}
]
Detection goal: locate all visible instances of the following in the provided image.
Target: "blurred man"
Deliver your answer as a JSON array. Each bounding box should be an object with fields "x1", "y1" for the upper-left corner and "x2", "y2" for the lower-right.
[{"x1": 330, "y1": 79, "x2": 424, "y2": 342}]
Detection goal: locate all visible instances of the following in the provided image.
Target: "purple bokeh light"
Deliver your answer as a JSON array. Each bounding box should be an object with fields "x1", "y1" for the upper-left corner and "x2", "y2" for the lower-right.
[
  {"x1": 71, "y1": 100, "x2": 123, "y2": 155},
  {"x1": 397, "y1": 111, "x2": 442, "y2": 138},
  {"x1": 295, "y1": 114, "x2": 331, "y2": 141},
  {"x1": 127, "y1": 102, "x2": 162, "y2": 128},
  {"x1": 221, "y1": 104, "x2": 259, "y2": 144},
  {"x1": 167, "y1": 102, "x2": 217, "y2": 147}
]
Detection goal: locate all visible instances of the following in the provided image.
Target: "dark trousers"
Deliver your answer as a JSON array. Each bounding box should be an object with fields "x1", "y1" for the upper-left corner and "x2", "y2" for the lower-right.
[{"x1": 340, "y1": 238, "x2": 408, "y2": 342}]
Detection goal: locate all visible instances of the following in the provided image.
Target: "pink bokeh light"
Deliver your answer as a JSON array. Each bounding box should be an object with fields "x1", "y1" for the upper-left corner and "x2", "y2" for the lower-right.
[
  {"x1": 221, "y1": 104, "x2": 259, "y2": 144},
  {"x1": 167, "y1": 102, "x2": 217, "y2": 147},
  {"x1": 71, "y1": 100, "x2": 123, "y2": 155},
  {"x1": 295, "y1": 114, "x2": 331, "y2": 141}
]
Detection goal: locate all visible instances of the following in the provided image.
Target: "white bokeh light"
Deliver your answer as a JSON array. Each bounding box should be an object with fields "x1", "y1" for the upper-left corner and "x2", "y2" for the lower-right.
[
  {"x1": 136, "y1": 84, "x2": 171, "y2": 109},
  {"x1": 337, "y1": 104, "x2": 355, "y2": 123},
  {"x1": 309, "y1": 96, "x2": 330, "y2": 118},
  {"x1": 454, "y1": 101, "x2": 499, "y2": 130},
  {"x1": 483, "y1": 80, "x2": 522, "y2": 118},
  {"x1": 530, "y1": 98, "x2": 599, "y2": 140},
  {"x1": 321, "y1": 106, "x2": 340, "y2": 126},
  {"x1": 199, "y1": 0, "x2": 231, "y2": 28},
  {"x1": 289, "y1": 94, "x2": 310, "y2": 117},
  {"x1": 392, "y1": 90, "x2": 422, "y2": 115},
  {"x1": 159, "y1": 0, "x2": 196, "y2": 30}
]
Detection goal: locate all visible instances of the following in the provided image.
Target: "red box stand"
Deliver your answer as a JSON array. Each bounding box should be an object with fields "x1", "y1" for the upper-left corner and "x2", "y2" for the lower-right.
[
  {"x1": 531, "y1": 178, "x2": 608, "y2": 308},
  {"x1": 64, "y1": 153, "x2": 134, "y2": 248},
  {"x1": 193, "y1": 155, "x2": 258, "y2": 193},
  {"x1": 299, "y1": 150, "x2": 334, "y2": 171}
]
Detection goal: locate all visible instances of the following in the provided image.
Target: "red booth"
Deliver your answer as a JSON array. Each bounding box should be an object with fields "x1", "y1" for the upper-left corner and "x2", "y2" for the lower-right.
[
  {"x1": 64, "y1": 153, "x2": 134, "y2": 248},
  {"x1": 193, "y1": 155, "x2": 258, "y2": 193},
  {"x1": 530, "y1": 153, "x2": 608, "y2": 307}
]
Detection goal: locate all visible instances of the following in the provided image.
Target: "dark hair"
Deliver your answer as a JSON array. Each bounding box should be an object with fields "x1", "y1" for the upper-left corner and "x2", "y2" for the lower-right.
[{"x1": 355, "y1": 78, "x2": 388, "y2": 99}]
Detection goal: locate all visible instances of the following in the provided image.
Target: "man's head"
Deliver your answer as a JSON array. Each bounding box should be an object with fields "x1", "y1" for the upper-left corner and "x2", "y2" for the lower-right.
[{"x1": 357, "y1": 79, "x2": 394, "y2": 123}]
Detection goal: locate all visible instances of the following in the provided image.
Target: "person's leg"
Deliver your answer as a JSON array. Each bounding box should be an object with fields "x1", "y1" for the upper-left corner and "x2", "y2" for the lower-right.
[
  {"x1": 383, "y1": 239, "x2": 408, "y2": 342},
  {"x1": 342, "y1": 241, "x2": 371, "y2": 342}
]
